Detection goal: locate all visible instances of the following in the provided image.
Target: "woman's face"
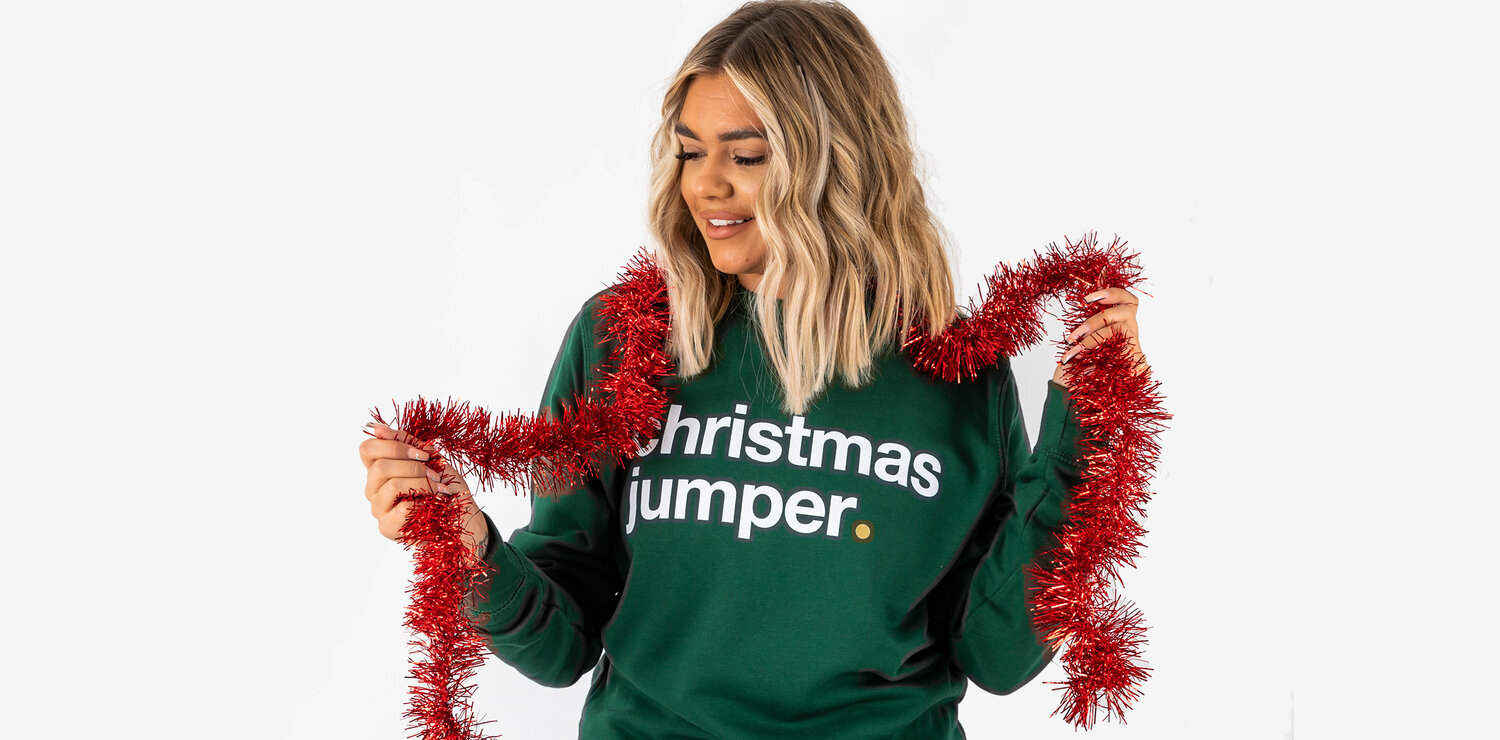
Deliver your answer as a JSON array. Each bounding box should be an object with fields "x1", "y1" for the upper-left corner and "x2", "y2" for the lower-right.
[{"x1": 676, "y1": 73, "x2": 772, "y2": 294}]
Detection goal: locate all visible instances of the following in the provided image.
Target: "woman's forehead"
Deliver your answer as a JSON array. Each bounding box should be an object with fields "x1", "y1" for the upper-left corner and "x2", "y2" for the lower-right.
[{"x1": 679, "y1": 75, "x2": 763, "y2": 135}]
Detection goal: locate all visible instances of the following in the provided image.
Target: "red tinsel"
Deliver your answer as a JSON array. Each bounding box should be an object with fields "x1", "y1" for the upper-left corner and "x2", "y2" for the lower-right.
[
  {"x1": 902, "y1": 231, "x2": 1167, "y2": 728},
  {"x1": 369, "y1": 251, "x2": 673, "y2": 740},
  {"x1": 391, "y1": 489, "x2": 494, "y2": 739},
  {"x1": 370, "y1": 234, "x2": 1167, "y2": 736}
]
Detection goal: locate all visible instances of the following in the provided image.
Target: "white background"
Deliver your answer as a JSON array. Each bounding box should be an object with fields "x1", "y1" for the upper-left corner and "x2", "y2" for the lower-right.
[{"x1": 3, "y1": 1, "x2": 1495, "y2": 738}]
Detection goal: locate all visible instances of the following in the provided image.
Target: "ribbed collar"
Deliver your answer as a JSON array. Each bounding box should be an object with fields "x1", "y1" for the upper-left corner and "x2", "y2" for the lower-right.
[{"x1": 730, "y1": 281, "x2": 778, "y2": 311}]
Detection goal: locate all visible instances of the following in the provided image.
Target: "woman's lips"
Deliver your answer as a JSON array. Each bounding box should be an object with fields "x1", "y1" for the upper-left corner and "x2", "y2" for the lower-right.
[{"x1": 705, "y1": 217, "x2": 753, "y2": 239}]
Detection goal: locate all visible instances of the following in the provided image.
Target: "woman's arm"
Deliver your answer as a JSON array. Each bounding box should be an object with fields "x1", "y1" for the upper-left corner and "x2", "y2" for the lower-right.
[
  {"x1": 947, "y1": 285, "x2": 1146, "y2": 693},
  {"x1": 947, "y1": 367, "x2": 1086, "y2": 695},
  {"x1": 466, "y1": 293, "x2": 627, "y2": 688},
  {"x1": 468, "y1": 480, "x2": 622, "y2": 687}
]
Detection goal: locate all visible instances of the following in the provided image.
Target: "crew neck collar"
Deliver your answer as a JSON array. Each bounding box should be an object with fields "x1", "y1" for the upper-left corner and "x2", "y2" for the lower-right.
[{"x1": 733, "y1": 280, "x2": 781, "y2": 304}]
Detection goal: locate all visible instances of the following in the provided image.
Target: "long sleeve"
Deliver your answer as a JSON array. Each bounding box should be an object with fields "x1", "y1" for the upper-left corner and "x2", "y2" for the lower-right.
[
  {"x1": 946, "y1": 361, "x2": 1087, "y2": 695},
  {"x1": 464, "y1": 292, "x2": 628, "y2": 688}
]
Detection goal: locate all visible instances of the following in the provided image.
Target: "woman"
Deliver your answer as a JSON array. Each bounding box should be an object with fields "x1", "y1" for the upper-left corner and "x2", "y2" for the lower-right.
[{"x1": 360, "y1": 1, "x2": 1147, "y2": 736}]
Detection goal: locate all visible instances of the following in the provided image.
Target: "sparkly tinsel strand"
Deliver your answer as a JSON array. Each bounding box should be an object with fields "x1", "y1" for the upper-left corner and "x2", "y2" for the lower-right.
[
  {"x1": 370, "y1": 250, "x2": 673, "y2": 740},
  {"x1": 902, "y1": 232, "x2": 1169, "y2": 728},
  {"x1": 393, "y1": 490, "x2": 496, "y2": 739}
]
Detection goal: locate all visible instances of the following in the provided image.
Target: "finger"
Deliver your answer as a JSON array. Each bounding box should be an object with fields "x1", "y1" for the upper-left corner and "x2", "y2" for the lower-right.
[
  {"x1": 1076, "y1": 317, "x2": 1142, "y2": 351},
  {"x1": 365, "y1": 422, "x2": 436, "y2": 451},
  {"x1": 400, "y1": 428, "x2": 443, "y2": 456},
  {"x1": 371, "y1": 474, "x2": 449, "y2": 520},
  {"x1": 359, "y1": 424, "x2": 391, "y2": 469},
  {"x1": 1066, "y1": 305, "x2": 1138, "y2": 345},
  {"x1": 370, "y1": 477, "x2": 406, "y2": 519},
  {"x1": 1061, "y1": 324, "x2": 1146, "y2": 365},
  {"x1": 359, "y1": 435, "x2": 433, "y2": 470},
  {"x1": 1061, "y1": 326, "x2": 1110, "y2": 366},
  {"x1": 367, "y1": 457, "x2": 445, "y2": 502},
  {"x1": 379, "y1": 499, "x2": 416, "y2": 541},
  {"x1": 1082, "y1": 287, "x2": 1139, "y2": 307},
  {"x1": 365, "y1": 421, "x2": 398, "y2": 445},
  {"x1": 431, "y1": 455, "x2": 472, "y2": 495}
]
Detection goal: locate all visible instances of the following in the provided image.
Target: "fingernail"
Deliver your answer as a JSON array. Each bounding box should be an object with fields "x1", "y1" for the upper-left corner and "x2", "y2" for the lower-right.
[{"x1": 408, "y1": 447, "x2": 430, "y2": 461}]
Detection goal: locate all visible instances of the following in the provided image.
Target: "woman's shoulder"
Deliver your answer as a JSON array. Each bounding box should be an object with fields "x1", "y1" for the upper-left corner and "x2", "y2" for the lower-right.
[
  {"x1": 563, "y1": 285, "x2": 634, "y2": 374},
  {"x1": 537, "y1": 288, "x2": 617, "y2": 399},
  {"x1": 553, "y1": 286, "x2": 616, "y2": 344},
  {"x1": 574, "y1": 286, "x2": 614, "y2": 324}
]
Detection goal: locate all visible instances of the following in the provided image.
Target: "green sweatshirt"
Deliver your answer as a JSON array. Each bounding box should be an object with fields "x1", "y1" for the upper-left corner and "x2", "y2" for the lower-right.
[{"x1": 468, "y1": 282, "x2": 1086, "y2": 738}]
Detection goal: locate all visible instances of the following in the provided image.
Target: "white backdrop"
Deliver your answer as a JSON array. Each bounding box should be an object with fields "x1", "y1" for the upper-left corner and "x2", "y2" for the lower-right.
[{"x1": 4, "y1": 1, "x2": 1495, "y2": 738}]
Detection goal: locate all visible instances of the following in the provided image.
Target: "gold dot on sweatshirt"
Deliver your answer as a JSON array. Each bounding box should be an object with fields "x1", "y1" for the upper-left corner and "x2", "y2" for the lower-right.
[{"x1": 853, "y1": 521, "x2": 873, "y2": 542}]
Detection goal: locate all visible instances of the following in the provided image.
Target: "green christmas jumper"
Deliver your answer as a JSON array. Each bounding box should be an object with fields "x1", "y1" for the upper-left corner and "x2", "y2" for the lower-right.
[{"x1": 468, "y1": 282, "x2": 1087, "y2": 738}]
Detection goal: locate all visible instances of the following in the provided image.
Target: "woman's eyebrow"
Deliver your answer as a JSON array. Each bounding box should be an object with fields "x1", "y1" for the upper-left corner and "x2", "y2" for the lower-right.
[{"x1": 674, "y1": 122, "x2": 766, "y2": 142}]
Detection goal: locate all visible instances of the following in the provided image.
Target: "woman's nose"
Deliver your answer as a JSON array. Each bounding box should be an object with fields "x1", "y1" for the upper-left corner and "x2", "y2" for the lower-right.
[{"x1": 691, "y1": 157, "x2": 732, "y2": 199}]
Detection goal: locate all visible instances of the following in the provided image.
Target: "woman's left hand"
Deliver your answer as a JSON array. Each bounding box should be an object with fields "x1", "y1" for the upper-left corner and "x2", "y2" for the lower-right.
[{"x1": 1051, "y1": 287, "x2": 1149, "y2": 388}]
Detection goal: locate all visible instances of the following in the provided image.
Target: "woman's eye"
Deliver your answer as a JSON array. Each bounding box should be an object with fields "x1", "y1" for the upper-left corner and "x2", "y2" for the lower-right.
[{"x1": 674, "y1": 151, "x2": 767, "y2": 166}]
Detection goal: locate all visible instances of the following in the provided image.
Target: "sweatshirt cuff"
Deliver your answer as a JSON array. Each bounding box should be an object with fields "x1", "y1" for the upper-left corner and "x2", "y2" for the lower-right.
[
  {"x1": 465, "y1": 511, "x2": 532, "y2": 620},
  {"x1": 1038, "y1": 380, "x2": 1085, "y2": 468}
]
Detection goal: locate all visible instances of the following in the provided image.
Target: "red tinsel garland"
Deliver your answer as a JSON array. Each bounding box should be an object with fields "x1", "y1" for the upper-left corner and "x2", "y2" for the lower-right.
[
  {"x1": 370, "y1": 232, "x2": 1167, "y2": 737},
  {"x1": 902, "y1": 232, "x2": 1167, "y2": 728}
]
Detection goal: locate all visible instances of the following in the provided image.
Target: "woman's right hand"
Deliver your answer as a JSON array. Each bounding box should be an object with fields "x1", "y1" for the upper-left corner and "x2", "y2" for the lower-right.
[{"x1": 359, "y1": 422, "x2": 489, "y2": 559}]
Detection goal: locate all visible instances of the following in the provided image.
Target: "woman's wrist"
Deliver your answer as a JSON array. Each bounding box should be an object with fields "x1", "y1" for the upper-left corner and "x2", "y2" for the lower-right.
[
  {"x1": 1051, "y1": 362, "x2": 1070, "y2": 388},
  {"x1": 460, "y1": 503, "x2": 490, "y2": 560}
]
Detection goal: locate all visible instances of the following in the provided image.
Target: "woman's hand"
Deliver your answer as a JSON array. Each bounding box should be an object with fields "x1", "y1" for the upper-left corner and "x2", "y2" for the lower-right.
[
  {"x1": 359, "y1": 422, "x2": 489, "y2": 559},
  {"x1": 1051, "y1": 287, "x2": 1150, "y2": 388}
]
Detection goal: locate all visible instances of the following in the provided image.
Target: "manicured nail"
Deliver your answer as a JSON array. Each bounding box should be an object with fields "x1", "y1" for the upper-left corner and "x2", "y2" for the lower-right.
[
  {"x1": 1085, "y1": 292, "x2": 1105, "y2": 304},
  {"x1": 1062, "y1": 348, "x2": 1079, "y2": 365},
  {"x1": 408, "y1": 447, "x2": 430, "y2": 461}
]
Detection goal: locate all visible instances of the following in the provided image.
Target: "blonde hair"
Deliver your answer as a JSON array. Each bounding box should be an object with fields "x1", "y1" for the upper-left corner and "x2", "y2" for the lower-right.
[{"x1": 646, "y1": 0, "x2": 958, "y2": 415}]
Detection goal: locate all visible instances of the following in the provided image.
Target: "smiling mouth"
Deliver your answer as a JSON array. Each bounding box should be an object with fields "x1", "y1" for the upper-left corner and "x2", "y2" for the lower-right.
[{"x1": 704, "y1": 217, "x2": 755, "y2": 239}]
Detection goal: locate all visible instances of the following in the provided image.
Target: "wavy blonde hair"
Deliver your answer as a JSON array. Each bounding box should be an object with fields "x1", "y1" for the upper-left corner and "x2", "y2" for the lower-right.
[{"x1": 645, "y1": 0, "x2": 957, "y2": 415}]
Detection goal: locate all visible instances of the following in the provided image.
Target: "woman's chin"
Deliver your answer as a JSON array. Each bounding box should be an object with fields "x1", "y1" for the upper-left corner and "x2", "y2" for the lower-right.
[{"x1": 705, "y1": 248, "x2": 760, "y2": 274}]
